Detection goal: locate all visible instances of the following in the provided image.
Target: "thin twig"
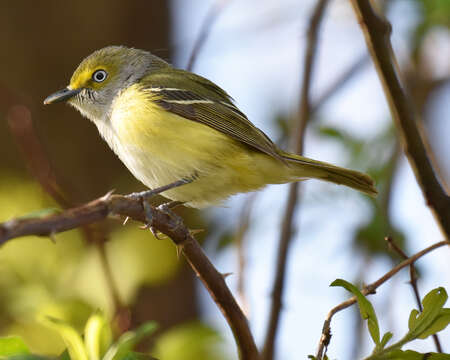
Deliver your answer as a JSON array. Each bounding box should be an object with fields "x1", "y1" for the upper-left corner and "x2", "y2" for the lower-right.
[
  {"x1": 186, "y1": 0, "x2": 229, "y2": 71},
  {"x1": 350, "y1": 0, "x2": 450, "y2": 238},
  {"x1": 385, "y1": 236, "x2": 443, "y2": 352},
  {"x1": 0, "y1": 193, "x2": 259, "y2": 360},
  {"x1": 261, "y1": 1, "x2": 330, "y2": 359},
  {"x1": 311, "y1": 54, "x2": 369, "y2": 114},
  {"x1": 7, "y1": 106, "x2": 71, "y2": 208},
  {"x1": 96, "y1": 232, "x2": 127, "y2": 328},
  {"x1": 235, "y1": 193, "x2": 258, "y2": 316},
  {"x1": 315, "y1": 239, "x2": 450, "y2": 359},
  {"x1": 309, "y1": 1, "x2": 397, "y2": 115}
]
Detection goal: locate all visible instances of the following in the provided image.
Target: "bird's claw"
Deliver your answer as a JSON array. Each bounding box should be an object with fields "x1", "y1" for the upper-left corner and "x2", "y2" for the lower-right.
[
  {"x1": 157, "y1": 202, "x2": 185, "y2": 232},
  {"x1": 140, "y1": 200, "x2": 184, "y2": 239},
  {"x1": 141, "y1": 200, "x2": 159, "y2": 237},
  {"x1": 149, "y1": 225, "x2": 163, "y2": 240}
]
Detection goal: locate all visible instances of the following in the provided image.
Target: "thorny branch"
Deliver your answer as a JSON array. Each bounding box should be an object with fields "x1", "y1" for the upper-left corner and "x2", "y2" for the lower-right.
[
  {"x1": 315, "y1": 239, "x2": 450, "y2": 359},
  {"x1": 0, "y1": 193, "x2": 259, "y2": 360},
  {"x1": 262, "y1": 1, "x2": 330, "y2": 359},
  {"x1": 350, "y1": 0, "x2": 450, "y2": 238}
]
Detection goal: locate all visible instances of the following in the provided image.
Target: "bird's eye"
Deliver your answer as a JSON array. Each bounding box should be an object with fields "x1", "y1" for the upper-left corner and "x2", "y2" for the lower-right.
[{"x1": 92, "y1": 69, "x2": 108, "y2": 82}]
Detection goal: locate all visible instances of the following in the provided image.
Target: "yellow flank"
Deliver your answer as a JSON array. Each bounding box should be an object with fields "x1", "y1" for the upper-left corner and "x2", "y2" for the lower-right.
[{"x1": 109, "y1": 84, "x2": 290, "y2": 207}]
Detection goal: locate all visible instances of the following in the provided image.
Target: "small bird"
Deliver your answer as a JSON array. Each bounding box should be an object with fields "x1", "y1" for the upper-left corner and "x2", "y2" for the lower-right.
[{"x1": 44, "y1": 46, "x2": 376, "y2": 208}]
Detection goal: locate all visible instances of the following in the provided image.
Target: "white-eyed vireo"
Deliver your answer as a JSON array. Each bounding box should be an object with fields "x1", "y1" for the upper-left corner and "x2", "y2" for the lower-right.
[{"x1": 44, "y1": 46, "x2": 376, "y2": 208}]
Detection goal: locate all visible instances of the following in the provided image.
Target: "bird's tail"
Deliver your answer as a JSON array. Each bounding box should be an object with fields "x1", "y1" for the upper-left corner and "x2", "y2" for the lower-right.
[{"x1": 281, "y1": 152, "x2": 377, "y2": 197}]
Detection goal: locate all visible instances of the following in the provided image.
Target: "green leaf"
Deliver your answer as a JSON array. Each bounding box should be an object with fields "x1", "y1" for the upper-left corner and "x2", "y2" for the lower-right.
[
  {"x1": 0, "y1": 336, "x2": 30, "y2": 356},
  {"x1": 215, "y1": 232, "x2": 233, "y2": 252},
  {"x1": 58, "y1": 349, "x2": 70, "y2": 360},
  {"x1": 103, "y1": 322, "x2": 158, "y2": 360},
  {"x1": 408, "y1": 309, "x2": 419, "y2": 332},
  {"x1": 40, "y1": 316, "x2": 87, "y2": 360},
  {"x1": 318, "y1": 126, "x2": 347, "y2": 140},
  {"x1": 379, "y1": 332, "x2": 393, "y2": 348},
  {"x1": 381, "y1": 349, "x2": 450, "y2": 359},
  {"x1": 407, "y1": 287, "x2": 449, "y2": 340},
  {"x1": 381, "y1": 349, "x2": 422, "y2": 359},
  {"x1": 331, "y1": 279, "x2": 380, "y2": 345},
  {"x1": 417, "y1": 308, "x2": 450, "y2": 339},
  {"x1": 317, "y1": 126, "x2": 364, "y2": 155},
  {"x1": 84, "y1": 312, "x2": 112, "y2": 360}
]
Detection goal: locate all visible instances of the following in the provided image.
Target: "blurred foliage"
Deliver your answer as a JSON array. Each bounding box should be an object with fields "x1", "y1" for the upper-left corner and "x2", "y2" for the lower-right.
[
  {"x1": 0, "y1": 316, "x2": 229, "y2": 360},
  {"x1": 215, "y1": 231, "x2": 234, "y2": 253},
  {"x1": 151, "y1": 322, "x2": 229, "y2": 360},
  {"x1": 0, "y1": 313, "x2": 159, "y2": 360},
  {"x1": 0, "y1": 175, "x2": 187, "y2": 354},
  {"x1": 413, "y1": 0, "x2": 450, "y2": 45},
  {"x1": 0, "y1": 176, "x2": 89, "y2": 353},
  {"x1": 315, "y1": 123, "x2": 407, "y2": 259},
  {"x1": 0, "y1": 336, "x2": 29, "y2": 357},
  {"x1": 78, "y1": 225, "x2": 181, "y2": 311}
]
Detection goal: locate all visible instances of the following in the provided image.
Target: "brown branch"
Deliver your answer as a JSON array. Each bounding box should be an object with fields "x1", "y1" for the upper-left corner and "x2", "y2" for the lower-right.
[
  {"x1": 0, "y1": 193, "x2": 259, "y2": 360},
  {"x1": 186, "y1": 0, "x2": 229, "y2": 71},
  {"x1": 261, "y1": 1, "x2": 330, "y2": 359},
  {"x1": 350, "y1": 0, "x2": 450, "y2": 238},
  {"x1": 315, "y1": 239, "x2": 450, "y2": 359},
  {"x1": 385, "y1": 236, "x2": 443, "y2": 352}
]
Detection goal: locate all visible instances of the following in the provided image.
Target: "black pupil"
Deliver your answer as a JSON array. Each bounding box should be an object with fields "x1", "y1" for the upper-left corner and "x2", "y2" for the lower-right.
[{"x1": 95, "y1": 71, "x2": 105, "y2": 81}]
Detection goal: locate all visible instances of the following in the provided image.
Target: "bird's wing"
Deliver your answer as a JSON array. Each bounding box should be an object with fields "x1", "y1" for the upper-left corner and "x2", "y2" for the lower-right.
[{"x1": 140, "y1": 68, "x2": 283, "y2": 160}]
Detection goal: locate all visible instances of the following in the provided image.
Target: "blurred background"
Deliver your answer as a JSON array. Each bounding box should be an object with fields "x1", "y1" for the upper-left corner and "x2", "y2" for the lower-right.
[{"x1": 0, "y1": 0, "x2": 449, "y2": 359}]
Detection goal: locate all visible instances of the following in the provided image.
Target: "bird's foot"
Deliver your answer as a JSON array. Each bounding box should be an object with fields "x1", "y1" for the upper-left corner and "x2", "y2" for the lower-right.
[
  {"x1": 126, "y1": 179, "x2": 190, "y2": 237},
  {"x1": 139, "y1": 201, "x2": 158, "y2": 238},
  {"x1": 156, "y1": 201, "x2": 185, "y2": 231},
  {"x1": 156, "y1": 202, "x2": 185, "y2": 258},
  {"x1": 141, "y1": 201, "x2": 185, "y2": 240}
]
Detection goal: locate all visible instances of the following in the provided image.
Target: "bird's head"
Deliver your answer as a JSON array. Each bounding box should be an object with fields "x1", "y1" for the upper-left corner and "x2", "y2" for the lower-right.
[{"x1": 44, "y1": 46, "x2": 168, "y2": 121}]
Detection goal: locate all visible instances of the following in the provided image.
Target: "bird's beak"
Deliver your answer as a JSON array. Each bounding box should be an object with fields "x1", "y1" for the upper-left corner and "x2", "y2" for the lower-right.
[{"x1": 44, "y1": 87, "x2": 82, "y2": 105}]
